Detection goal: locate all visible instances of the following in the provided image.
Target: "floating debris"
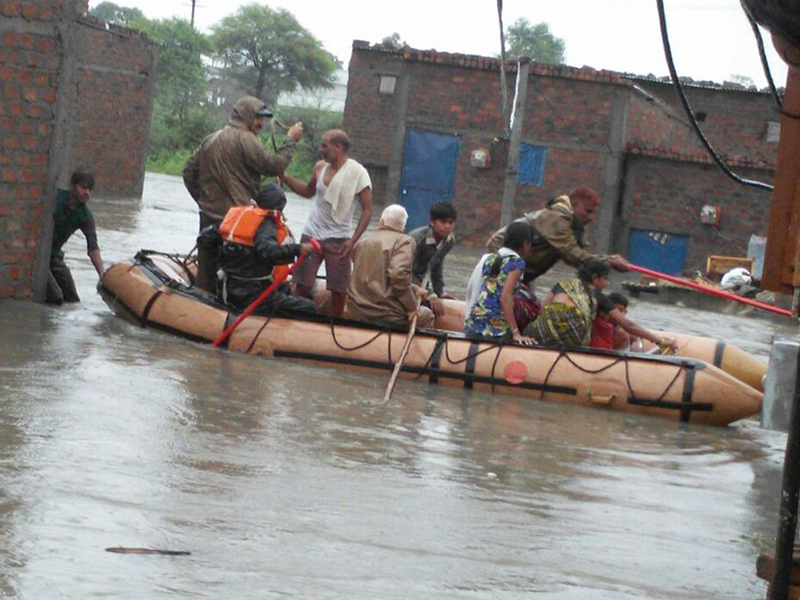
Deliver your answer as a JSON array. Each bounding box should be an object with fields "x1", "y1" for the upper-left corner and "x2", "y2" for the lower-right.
[{"x1": 105, "y1": 547, "x2": 191, "y2": 556}]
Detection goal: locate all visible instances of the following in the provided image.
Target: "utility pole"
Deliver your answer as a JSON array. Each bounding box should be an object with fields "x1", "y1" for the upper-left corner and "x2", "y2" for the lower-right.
[
  {"x1": 190, "y1": 0, "x2": 196, "y2": 27},
  {"x1": 499, "y1": 56, "x2": 531, "y2": 227}
]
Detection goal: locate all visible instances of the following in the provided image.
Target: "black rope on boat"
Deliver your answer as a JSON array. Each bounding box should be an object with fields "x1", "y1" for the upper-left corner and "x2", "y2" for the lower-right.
[
  {"x1": 410, "y1": 334, "x2": 447, "y2": 381},
  {"x1": 442, "y1": 336, "x2": 498, "y2": 365},
  {"x1": 560, "y1": 352, "x2": 626, "y2": 375},
  {"x1": 489, "y1": 343, "x2": 507, "y2": 393},
  {"x1": 623, "y1": 357, "x2": 684, "y2": 403},
  {"x1": 539, "y1": 348, "x2": 566, "y2": 400},
  {"x1": 328, "y1": 320, "x2": 394, "y2": 360},
  {"x1": 244, "y1": 316, "x2": 273, "y2": 354}
]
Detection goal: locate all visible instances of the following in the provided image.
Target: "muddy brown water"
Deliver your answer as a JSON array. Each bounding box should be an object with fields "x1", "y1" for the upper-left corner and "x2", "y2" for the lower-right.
[{"x1": 0, "y1": 173, "x2": 798, "y2": 599}]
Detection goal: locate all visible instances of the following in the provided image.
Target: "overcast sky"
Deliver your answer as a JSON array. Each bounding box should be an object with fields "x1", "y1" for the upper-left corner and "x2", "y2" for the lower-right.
[{"x1": 90, "y1": 0, "x2": 790, "y2": 89}]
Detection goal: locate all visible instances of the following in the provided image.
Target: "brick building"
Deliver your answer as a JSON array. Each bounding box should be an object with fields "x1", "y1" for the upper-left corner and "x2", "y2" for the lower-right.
[
  {"x1": 0, "y1": 0, "x2": 157, "y2": 300},
  {"x1": 342, "y1": 41, "x2": 779, "y2": 275}
]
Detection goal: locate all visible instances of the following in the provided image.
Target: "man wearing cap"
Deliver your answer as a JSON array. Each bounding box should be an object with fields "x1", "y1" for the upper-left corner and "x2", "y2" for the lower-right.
[{"x1": 183, "y1": 95, "x2": 303, "y2": 291}]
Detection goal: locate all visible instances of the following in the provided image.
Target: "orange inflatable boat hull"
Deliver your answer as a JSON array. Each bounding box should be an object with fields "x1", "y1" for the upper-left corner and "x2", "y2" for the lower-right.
[{"x1": 98, "y1": 251, "x2": 763, "y2": 427}]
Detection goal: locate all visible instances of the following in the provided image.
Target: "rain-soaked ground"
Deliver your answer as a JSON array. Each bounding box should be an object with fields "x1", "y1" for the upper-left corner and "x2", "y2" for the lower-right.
[{"x1": 1, "y1": 172, "x2": 799, "y2": 599}]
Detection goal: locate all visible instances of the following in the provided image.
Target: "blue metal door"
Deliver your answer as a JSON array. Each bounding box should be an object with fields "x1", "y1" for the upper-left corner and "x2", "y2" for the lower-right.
[
  {"x1": 398, "y1": 129, "x2": 460, "y2": 231},
  {"x1": 628, "y1": 230, "x2": 688, "y2": 275}
]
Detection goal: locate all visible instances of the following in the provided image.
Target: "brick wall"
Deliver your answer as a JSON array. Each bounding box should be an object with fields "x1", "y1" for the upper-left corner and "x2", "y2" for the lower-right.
[
  {"x1": 633, "y1": 79, "x2": 781, "y2": 165},
  {"x1": 344, "y1": 45, "x2": 627, "y2": 245},
  {"x1": 69, "y1": 17, "x2": 156, "y2": 197},
  {"x1": 0, "y1": 0, "x2": 66, "y2": 299},
  {"x1": 344, "y1": 43, "x2": 777, "y2": 268},
  {"x1": 621, "y1": 155, "x2": 774, "y2": 270},
  {"x1": 0, "y1": 0, "x2": 156, "y2": 300}
]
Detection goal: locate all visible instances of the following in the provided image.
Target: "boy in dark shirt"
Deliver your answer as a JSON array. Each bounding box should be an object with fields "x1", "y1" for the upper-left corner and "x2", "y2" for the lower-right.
[
  {"x1": 46, "y1": 171, "x2": 104, "y2": 304},
  {"x1": 409, "y1": 201, "x2": 457, "y2": 317}
]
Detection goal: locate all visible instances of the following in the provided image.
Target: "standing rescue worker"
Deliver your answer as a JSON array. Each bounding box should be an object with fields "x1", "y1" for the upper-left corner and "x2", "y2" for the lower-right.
[{"x1": 183, "y1": 95, "x2": 303, "y2": 291}]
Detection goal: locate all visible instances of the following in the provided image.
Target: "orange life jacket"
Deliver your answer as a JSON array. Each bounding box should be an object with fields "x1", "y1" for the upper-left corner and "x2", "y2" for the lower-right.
[{"x1": 218, "y1": 205, "x2": 293, "y2": 280}]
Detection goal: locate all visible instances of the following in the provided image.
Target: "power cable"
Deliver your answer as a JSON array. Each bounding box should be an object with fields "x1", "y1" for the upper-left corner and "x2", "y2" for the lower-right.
[
  {"x1": 745, "y1": 10, "x2": 784, "y2": 111},
  {"x1": 655, "y1": 0, "x2": 773, "y2": 192},
  {"x1": 496, "y1": 0, "x2": 510, "y2": 136}
]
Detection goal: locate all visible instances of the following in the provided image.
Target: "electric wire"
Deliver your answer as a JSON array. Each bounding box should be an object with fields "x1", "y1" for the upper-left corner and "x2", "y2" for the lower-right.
[
  {"x1": 496, "y1": 0, "x2": 510, "y2": 136},
  {"x1": 656, "y1": 0, "x2": 774, "y2": 192},
  {"x1": 745, "y1": 10, "x2": 784, "y2": 110}
]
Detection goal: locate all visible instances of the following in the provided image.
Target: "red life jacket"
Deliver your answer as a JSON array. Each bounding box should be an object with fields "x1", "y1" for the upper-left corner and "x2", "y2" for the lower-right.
[
  {"x1": 218, "y1": 205, "x2": 293, "y2": 280},
  {"x1": 590, "y1": 315, "x2": 615, "y2": 349}
]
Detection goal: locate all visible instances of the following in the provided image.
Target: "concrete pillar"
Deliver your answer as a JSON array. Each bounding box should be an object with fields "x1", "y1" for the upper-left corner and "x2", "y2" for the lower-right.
[
  {"x1": 595, "y1": 89, "x2": 630, "y2": 254},
  {"x1": 32, "y1": 2, "x2": 82, "y2": 302},
  {"x1": 763, "y1": 335, "x2": 798, "y2": 432},
  {"x1": 385, "y1": 66, "x2": 411, "y2": 206},
  {"x1": 500, "y1": 57, "x2": 531, "y2": 227}
]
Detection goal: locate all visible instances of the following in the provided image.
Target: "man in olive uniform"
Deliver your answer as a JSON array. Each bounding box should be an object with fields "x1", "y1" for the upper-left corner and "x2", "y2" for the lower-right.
[
  {"x1": 45, "y1": 170, "x2": 104, "y2": 304},
  {"x1": 486, "y1": 186, "x2": 629, "y2": 284},
  {"x1": 183, "y1": 95, "x2": 303, "y2": 291}
]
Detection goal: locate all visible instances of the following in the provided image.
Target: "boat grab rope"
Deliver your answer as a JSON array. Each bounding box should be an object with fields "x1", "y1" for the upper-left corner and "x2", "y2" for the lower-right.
[
  {"x1": 244, "y1": 315, "x2": 273, "y2": 354},
  {"x1": 328, "y1": 321, "x2": 399, "y2": 364},
  {"x1": 540, "y1": 348, "x2": 685, "y2": 404}
]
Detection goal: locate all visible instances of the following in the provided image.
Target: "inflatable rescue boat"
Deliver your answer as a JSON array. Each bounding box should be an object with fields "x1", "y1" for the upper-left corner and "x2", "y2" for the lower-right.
[{"x1": 98, "y1": 251, "x2": 764, "y2": 427}]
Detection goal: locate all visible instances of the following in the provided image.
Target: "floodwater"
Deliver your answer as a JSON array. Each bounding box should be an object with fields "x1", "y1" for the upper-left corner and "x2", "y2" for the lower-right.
[{"x1": 0, "y1": 173, "x2": 799, "y2": 599}]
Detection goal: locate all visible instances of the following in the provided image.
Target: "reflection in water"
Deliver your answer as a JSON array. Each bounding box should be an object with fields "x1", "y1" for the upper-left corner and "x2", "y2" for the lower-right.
[{"x1": 0, "y1": 173, "x2": 793, "y2": 599}]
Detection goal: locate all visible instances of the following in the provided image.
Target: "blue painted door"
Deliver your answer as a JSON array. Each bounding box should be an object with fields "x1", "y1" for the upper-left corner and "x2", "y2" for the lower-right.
[
  {"x1": 398, "y1": 129, "x2": 461, "y2": 231},
  {"x1": 628, "y1": 230, "x2": 688, "y2": 275}
]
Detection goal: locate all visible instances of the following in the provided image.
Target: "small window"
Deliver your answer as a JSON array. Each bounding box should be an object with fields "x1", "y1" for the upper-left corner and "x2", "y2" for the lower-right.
[
  {"x1": 766, "y1": 121, "x2": 781, "y2": 143},
  {"x1": 379, "y1": 75, "x2": 396, "y2": 94},
  {"x1": 517, "y1": 143, "x2": 547, "y2": 186}
]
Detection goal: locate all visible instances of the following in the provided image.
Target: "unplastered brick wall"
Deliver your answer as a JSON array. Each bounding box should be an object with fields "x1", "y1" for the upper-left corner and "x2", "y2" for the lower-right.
[
  {"x1": 344, "y1": 43, "x2": 627, "y2": 245},
  {"x1": 0, "y1": 1, "x2": 157, "y2": 300},
  {"x1": 632, "y1": 79, "x2": 781, "y2": 166},
  {"x1": 621, "y1": 154, "x2": 774, "y2": 270},
  {"x1": 70, "y1": 17, "x2": 156, "y2": 197},
  {"x1": 0, "y1": 0, "x2": 65, "y2": 299}
]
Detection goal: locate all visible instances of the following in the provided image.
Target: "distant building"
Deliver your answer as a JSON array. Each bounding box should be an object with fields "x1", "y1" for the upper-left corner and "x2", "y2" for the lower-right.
[{"x1": 343, "y1": 41, "x2": 779, "y2": 276}]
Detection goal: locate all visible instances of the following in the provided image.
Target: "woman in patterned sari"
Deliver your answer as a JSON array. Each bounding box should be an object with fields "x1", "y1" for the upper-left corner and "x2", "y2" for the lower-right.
[
  {"x1": 531, "y1": 259, "x2": 610, "y2": 347},
  {"x1": 464, "y1": 222, "x2": 537, "y2": 345}
]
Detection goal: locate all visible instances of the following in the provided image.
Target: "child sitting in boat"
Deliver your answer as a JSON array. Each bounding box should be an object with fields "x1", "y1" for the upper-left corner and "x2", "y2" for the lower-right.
[
  {"x1": 464, "y1": 222, "x2": 536, "y2": 345},
  {"x1": 530, "y1": 259, "x2": 610, "y2": 347},
  {"x1": 197, "y1": 184, "x2": 319, "y2": 317},
  {"x1": 409, "y1": 201, "x2": 457, "y2": 319},
  {"x1": 590, "y1": 292, "x2": 678, "y2": 352}
]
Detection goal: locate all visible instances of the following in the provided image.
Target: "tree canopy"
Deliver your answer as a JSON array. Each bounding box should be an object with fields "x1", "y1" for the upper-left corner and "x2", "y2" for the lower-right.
[
  {"x1": 379, "y1": 33, "x2": 407, "y2": 50},
  {"x1": 506, "y1": 18, "x2": 565, "y2": 64},
  {"x1": 89, "y1": 1, "x2": 145, "y2": 27},
  {"x1": 211, "y1": 4, "x2": 339, "y2": 108},
  {"x1": 135, "y1": 17, "x2": 215, "y2": 150}
]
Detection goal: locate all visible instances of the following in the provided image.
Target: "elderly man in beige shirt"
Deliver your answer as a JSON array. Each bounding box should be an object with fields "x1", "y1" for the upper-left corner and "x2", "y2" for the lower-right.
[{"x1": 345, "y1": 205, "x2": 435, "y2": 329}]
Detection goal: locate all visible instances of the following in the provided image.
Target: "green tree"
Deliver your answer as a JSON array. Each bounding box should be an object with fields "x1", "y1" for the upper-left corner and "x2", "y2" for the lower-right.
[
  {"x1": 211, "y1": 4, "x2": 338, "y2": 108},
  {"x1": 136, "y1": 18, "x2": 216, "y2": 152},
  {"x1": 506, "y1": 18, "x2": 565, "y2": 64},
  {"x1": 379, "y1": 33, "x2": 406, "y2": 50},
  {"x1": 89, "y1": 1, "x2": 145, "y2": 27}
]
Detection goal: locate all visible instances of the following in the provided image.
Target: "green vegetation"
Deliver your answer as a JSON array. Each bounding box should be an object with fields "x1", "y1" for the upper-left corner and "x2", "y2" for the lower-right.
[
  {"x1": 505, "y1": 18, "x2": 565, "y2": 64},
  {"x1": 210, "y1": 4, "x2": 339, "y2": 109},
  {"x1": 89, "y1": 2, "x2": 342, "y2": 180}
]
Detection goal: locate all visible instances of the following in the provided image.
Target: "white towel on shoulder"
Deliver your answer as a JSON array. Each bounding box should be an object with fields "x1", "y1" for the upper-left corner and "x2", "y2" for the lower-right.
[{"x1": 323, "y1": 158, "x2": 370, "y2": 225}]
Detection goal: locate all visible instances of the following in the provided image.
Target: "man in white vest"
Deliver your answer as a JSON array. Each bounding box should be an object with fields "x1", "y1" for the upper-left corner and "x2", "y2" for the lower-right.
[{"x1": 282, "y1": 129, "x2": 373, "y2": 317}]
